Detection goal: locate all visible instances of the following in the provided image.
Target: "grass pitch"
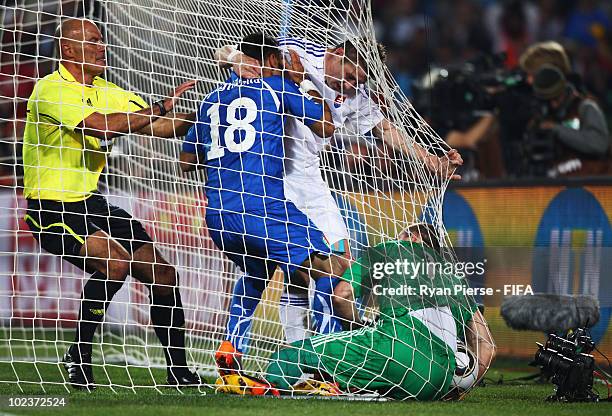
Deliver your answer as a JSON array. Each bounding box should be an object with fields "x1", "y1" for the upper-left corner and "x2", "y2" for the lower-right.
[{"x1": 1, "y1": 360, "x2": 612, "y2": 416}]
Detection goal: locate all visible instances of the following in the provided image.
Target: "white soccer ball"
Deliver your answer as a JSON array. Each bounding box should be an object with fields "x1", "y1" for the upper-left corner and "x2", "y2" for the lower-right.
[{"x1": 451, "y1": 342, "x2": 478, "y2": 391}]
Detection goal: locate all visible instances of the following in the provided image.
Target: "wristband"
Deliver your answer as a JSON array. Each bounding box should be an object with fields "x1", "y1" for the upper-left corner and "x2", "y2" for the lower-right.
[
  {"x1": 154, "y1": 100, "x2": 167, "y2": 117},
  {"x1": 299, "y1": 79, "x2": 318, "y2": 94},
  {"x1": 227, "y1": 46, "x2": 240, "y2": 64}
]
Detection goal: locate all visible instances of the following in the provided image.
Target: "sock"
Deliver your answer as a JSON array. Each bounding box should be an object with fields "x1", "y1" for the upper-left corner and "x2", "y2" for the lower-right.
[
  {"x1": 226, "y1": 273, "x2": 266, "y2": 353},
  {"x1": 149, "y1": 287, "x2": 187, "y2": 374},
  {"x1": 279, "y1": 291, "x2": 310, "y2": 343},
  {"x1": 73, "y1": 271, "x2": 124, "y2": 356},
  {"x1": 312, "y1": 277, "x2": 343, "y2": 334}
]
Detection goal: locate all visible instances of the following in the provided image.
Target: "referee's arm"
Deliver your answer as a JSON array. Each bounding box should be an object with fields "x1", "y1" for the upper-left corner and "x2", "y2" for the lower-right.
[
  {"x1": 78, "y1": 80, "x2": 196, "y2": 140},
  {"x1": 141, "y1": 111, "x2": 196, "y2": 138}
]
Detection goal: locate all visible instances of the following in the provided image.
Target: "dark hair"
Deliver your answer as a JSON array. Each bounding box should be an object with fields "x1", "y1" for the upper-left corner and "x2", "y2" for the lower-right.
[
  {"x1": 239, "y1": 32, "x2": 279, "y2": 63},
  {"x1": 336, "y1": 37, "x2": 387, "y2": 66},
  {"x1": 405, "y1": 222, "x2": 441, "y2": 251}
]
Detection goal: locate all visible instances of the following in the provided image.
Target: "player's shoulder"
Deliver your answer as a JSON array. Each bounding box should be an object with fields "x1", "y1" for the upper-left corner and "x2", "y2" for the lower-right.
[
  {"x1": 376, "y1": 240, "x2": 428, "y2": 258},
  {"x1": 261, "y1": 75, "x2": 295, "y2": 90},
  {"x1": 261, "y1": 75, "x2": 282, "y2": 83},
  {"x1": 396, "y1": 240, "x2": 428, "y2": 253}
]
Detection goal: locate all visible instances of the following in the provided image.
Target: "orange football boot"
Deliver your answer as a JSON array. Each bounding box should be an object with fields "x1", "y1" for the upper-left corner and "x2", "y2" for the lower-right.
[{"x1": 215, "y1": 340, "x2": 243, "y2": 376}]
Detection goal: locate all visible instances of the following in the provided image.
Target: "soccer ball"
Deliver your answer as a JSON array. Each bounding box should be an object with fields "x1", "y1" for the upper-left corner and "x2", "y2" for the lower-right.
[{"x1": 451, "y1": 341, "x2": 478, "y2": 391}]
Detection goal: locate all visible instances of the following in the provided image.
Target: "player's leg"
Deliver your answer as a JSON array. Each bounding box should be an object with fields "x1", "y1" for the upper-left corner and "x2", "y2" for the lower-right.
[
  {"x1": 217, "y1": 267, "x2": 272, "y2": 375},
  {"x1": 264, "y1": 202, "x2": 356, "y2": 334},
  {"x1": 281, "y1": 241, "x2": 351, "y2": 341},
  {"x1": 225, "y1": 272, "x2": 268, "y2": 355},
  {"x1": 206, "y1": 213, "x2": 275, "y2": 374},
  {"x1": 298, "y1": 254, "x2": 356, "y2": 332},
  {"x1": 282, "y1": 176, "x2": 352, "y2": 340},
  {"x1": 279, "y1": 273, "x2": 311, "y2": 343}
]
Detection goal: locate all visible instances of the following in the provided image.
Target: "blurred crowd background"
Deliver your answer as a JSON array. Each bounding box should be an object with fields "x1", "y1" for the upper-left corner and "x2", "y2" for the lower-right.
[
  {"x1": 1, "y1": 0, "x2": 612, "y2": 188},
  {"x1": 368, "y1": 0, "x2": 612, "y2": 182}
]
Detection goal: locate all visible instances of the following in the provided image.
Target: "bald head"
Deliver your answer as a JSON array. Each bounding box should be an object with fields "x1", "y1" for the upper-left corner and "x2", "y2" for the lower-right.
[
  {"x1": 56, "y1": 19, "x2": 98, "y2": 52},
  {"x1": 55, "y1": 19, "x2": 106, "y2": 80}
]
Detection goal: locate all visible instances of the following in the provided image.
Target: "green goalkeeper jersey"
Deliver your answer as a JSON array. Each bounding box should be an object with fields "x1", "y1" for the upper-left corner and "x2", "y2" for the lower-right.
[
  {"x1": 266, "y1": 240, "x2": 479, "y2": 400},
  {"x1": 341, "y1": 240, "x2": 477, "y2": 339}
]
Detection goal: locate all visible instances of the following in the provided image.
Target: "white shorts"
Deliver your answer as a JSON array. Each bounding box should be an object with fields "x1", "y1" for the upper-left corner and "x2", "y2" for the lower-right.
[{"x1": 284, "y1": 172, "x2": 349, "y2": 248}]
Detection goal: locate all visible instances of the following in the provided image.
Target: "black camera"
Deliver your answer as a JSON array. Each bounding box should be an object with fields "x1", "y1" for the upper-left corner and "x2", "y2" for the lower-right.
[
  {"x1": 531, "y1": 328, "x2": 599, "y2": 402},
  {"x1": 412, "y1": 53, "x2": 534, "y2": 131},
  {"x1": 520, "y1": 105, "x2": 559, "y2": 177}
]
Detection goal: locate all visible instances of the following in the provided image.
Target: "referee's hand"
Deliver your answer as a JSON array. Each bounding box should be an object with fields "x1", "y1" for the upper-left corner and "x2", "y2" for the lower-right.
[{"x1": 162, "y1": 80, "x2": 197, "y2": 113}]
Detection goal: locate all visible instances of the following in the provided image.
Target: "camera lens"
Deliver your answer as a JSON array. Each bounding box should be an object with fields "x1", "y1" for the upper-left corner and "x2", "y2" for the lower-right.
[{"x1": 535, "y1": 349, "x2": 572, "y2": 373}]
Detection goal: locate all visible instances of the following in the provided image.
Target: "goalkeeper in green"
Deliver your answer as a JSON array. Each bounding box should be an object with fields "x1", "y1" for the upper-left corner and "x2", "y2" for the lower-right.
[{"x1": 263, "y1": 223, "x2": 495, "y2": 400}]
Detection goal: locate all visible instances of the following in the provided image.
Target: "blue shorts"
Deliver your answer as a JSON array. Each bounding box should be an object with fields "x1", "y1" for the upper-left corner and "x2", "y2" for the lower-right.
[{"x1": 206, "y1": 202, "x2": 331, "y2": 279}]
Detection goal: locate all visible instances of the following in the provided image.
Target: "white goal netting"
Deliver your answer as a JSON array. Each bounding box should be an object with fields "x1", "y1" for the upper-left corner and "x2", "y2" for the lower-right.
[{"x1": 1, "y1": 0, "x2": 493, "y2": 398}]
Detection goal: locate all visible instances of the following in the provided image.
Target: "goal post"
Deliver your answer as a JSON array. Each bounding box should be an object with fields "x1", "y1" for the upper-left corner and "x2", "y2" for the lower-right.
[{"x1": 1, "y1": 0, "x2": 491, "y2": 398}]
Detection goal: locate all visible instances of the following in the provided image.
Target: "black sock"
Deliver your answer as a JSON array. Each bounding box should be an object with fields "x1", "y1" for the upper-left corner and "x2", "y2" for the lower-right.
[
  {"x1": 149, "y1": 287, "x2": 187, "y2": 374},
  {"x1": 73, "y1": 271, "x2": 124, "y2": 357}
]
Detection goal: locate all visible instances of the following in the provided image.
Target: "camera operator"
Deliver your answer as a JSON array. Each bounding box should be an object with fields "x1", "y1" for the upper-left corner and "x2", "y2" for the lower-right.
[
  {"x1": 413, "y1": 68, "x2": 499, "y2": 181},
  {"x1": 532, "y1": 65, "x2": 610, "y2": 177},
  {"x1": 494, "y1": 42, "x2": 572, "y2": 178}
]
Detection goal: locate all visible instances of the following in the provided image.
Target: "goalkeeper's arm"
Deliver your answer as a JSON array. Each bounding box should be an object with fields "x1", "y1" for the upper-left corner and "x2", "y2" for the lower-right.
[
  {"x1": 466, "y1": 310, "x2": 496, "y2": 380},
  {"x1": 332, "y1": 280, "x2": 363, "y2": 330}
]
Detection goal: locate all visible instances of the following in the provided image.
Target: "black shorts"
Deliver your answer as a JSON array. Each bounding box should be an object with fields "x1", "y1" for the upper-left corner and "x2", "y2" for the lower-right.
[{"x1": 24, "y1": 194, "x2": 153, "y2": 270}]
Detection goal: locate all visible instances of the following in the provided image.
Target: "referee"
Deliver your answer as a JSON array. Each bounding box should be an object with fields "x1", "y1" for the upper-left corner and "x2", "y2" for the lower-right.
[{"x1": 22, "y1": 18, "x2": 199, "y2": 390}]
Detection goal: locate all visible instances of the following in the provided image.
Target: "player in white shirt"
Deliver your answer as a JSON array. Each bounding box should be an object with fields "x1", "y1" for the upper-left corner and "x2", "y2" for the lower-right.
[{"x1": 214, "y1": 36, "x2": 463, "y2": 367}]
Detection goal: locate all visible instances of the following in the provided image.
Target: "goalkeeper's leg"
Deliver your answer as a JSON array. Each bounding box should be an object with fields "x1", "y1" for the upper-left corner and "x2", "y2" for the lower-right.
[
  {"x1": 265, "y1": 339, "x2": 323, "y2": 390},
  {"x1": 267, "y1": 323, "x2": 455, "y2": 400}
]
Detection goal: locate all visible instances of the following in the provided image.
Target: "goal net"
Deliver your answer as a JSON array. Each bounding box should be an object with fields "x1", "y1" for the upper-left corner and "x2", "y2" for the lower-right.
[{"x1": 1, "y1": 0, "x2": 492, "y2": 398}]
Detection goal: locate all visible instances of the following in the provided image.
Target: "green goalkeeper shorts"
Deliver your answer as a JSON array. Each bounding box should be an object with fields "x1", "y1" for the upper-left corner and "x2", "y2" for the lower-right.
[{"x1": 266, "y1": 314, "x2": 455, "y2": 400}]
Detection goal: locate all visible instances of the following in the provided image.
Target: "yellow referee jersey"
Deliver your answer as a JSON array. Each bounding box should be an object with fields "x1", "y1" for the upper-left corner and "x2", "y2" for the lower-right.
[{"x1": 23, "y1": 64, "x2": 148, "y2": 202}]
